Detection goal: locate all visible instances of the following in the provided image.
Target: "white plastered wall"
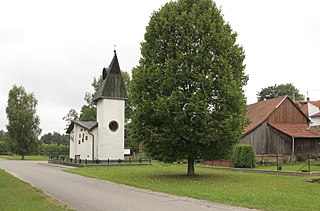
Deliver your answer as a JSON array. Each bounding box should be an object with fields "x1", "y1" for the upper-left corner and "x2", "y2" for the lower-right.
[
  {"x1": 97, "y1": 99, "x2": 125, "y2": 160},
  {"x1": 308, "y1": 103, "x2": 320, "y2": 126},
  {"x1": 69, "y1": 125, "x2": 98, "y2": 160}
]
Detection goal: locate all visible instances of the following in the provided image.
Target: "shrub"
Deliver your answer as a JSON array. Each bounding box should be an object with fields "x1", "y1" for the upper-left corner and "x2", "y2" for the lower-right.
[
  {"x1": 232, "y1": 144, "x2": 256, "y2": 168},
  {"x1": 296, "y1": 154, "x2": 306, "y2": 162}
]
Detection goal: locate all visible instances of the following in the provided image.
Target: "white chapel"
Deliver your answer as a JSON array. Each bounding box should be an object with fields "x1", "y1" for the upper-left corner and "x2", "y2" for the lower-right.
[{"x1": 66, "y1": 51, "x2": 128, "y2": 161}]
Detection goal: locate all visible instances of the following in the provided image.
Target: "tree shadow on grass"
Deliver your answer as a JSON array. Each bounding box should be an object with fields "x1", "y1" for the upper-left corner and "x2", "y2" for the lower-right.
[{"x1": 147, "y1": 171, "x2": 234, "y2": 182}]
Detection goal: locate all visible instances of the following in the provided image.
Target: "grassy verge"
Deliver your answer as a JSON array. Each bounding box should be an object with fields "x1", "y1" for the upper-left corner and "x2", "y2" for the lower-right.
[
  {"x1": 67, "y1": 163, "x2": 320, "y2": 211},
  {"x1": 255, "y1": 161, "x2": 320, "y2": 172},
  {"x1": 0, "y1": 155, "x2": 48, "y2": 161},
  {"x1": 0, "y1": 169, "x2": 71, "y2": 211}
]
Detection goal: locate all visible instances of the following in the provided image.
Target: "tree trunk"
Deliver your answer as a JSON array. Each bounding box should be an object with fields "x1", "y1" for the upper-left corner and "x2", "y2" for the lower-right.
[
  {"x1": 187, "y1": 156, "x2": 195, "y2": 176},
  {"x1": 21, "y1": 154, "x2": 25, "y2": 160}
]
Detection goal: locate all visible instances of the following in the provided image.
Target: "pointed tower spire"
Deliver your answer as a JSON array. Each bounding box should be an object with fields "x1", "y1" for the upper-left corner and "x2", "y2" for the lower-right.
[
  {"x1": 109, "y1": 50, "x2": 121, "y2": 74},
  {"x1": 92, "y1": 51, "x2": 128, "y2": 103}
]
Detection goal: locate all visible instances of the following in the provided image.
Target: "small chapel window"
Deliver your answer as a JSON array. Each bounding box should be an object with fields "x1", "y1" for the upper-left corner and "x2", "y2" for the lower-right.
[
  {"x1": 78, "y1": 140, "x2": 80, "y2": 144},
  {"x1": 109, "y1": 120, "x2": 119, "y2": 132},
  {"x1": 85, "y1": 136, "x2": 88, "y2": 140},
  {"x1": 79, "y1": 134, "x2": 81, "y2": 138}
]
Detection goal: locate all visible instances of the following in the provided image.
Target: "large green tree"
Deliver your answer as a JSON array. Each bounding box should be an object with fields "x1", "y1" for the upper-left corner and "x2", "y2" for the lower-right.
[
  {"x1": 257, "y1": 83, "x2": 304, "y2": 102},
  {"x1": 130, "y1": 0, "x2": 248, "y2": 175},
  {"x1": 6, "y1": 85, "x2": 41, "y2": 159}
]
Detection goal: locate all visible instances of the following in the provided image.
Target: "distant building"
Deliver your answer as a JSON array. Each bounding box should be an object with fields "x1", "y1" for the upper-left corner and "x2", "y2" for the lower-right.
[
  {"x1": 299, "y1": 98, "x2": 320, "y2": 127},
  {"x1": 241, "y1": 96, "x2": 320, "y2": 161},
  {"x1": 67, "y1": 51, "x2": 127, "y2": 160}
]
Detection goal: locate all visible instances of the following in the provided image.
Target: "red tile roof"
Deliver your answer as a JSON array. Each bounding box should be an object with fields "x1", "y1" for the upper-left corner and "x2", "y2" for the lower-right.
[
  {"x1": 299, "y1": 100, "x2": 320, "y2": 116},
  {"x1": 269, "y1": 123, "x2": 320, "y2": 138},
  {"x1": 310, "y1": 100, "x2": 320, "y2": 108},
  {"x1": 244, "y1": 96, "x2": 287, "y2": 135}
]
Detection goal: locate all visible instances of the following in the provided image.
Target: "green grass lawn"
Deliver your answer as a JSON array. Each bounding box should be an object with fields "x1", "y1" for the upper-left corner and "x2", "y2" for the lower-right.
[
  {"x1": 0, "y1": 155, "x2": 48, "y2": 161},
  {"x1": 255, "y1": 161, "x2": 320, "y2": 172},
  {"x1": 0, "y1": 169, "x2": 71, "y2": 211},
  {"x1": 67, "y1": 163, "x2": 320, "y2": 211}
]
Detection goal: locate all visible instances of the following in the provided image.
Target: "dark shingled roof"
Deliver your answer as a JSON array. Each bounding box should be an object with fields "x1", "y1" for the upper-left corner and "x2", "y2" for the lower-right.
[
  {"x1": 66, "y1": 120, "x2": 98, "y2": 133},
  {"x1": 92, "y1": 51, "x2": 128, "y2": 103}
]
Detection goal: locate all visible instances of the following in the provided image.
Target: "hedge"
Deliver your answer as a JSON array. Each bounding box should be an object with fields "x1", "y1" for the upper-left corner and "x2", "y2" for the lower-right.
[{"x1": 232, "y1": 144, "x2": 256, "y2": 168}]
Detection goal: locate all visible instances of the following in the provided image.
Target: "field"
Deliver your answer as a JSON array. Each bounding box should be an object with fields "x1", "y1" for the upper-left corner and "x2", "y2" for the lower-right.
[
  {"x1": 0, "y1": 169, "x2": 71, "y2": 211},
  {"x1": 0, "y1": 155, "x2": 48, "y2": 161},
  {"x1": 67, "y1": 163, "x2": 320, "y2": 211}
]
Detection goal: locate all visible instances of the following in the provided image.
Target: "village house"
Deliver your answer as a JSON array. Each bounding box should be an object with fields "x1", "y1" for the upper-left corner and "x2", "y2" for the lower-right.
[
  {"x1": 241, "y1": 96, "x2": 320, "y2": 162},
  {"x1": 66, "y1": 51, "x2": 128, "y2": 161},
  {"x1": 298, "y1": 98, "x2": 320, "y2": 127}
]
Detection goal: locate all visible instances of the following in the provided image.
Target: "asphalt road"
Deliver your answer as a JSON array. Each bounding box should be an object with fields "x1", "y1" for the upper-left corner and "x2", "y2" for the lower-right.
[{"x1": 0, "y1": 159, "x2": 256, "y2": 211}]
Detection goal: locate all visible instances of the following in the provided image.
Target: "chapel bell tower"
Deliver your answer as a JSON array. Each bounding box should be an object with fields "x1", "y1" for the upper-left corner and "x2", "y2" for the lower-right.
[{"x1": 92, "y1": 50, "x2": 128, "y2": 160}]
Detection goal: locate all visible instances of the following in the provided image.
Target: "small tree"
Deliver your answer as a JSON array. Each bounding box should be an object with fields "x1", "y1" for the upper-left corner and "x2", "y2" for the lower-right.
[
  {"x1": 6, "y1": 85, "x2": 41, "y2": 159},
  {"x1": 63, "y1": 109, "x2": 79, "y2": 130}
]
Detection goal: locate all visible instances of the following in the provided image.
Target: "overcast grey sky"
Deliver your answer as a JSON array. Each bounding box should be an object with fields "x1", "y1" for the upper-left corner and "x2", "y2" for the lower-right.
[{"x1": 1, "y1": 0, "x2": 320, "y2": 135}]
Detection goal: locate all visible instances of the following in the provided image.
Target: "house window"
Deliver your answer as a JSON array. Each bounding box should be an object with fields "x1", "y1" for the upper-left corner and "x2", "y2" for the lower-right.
[{"x1": 109, "y1": 120, "x2": 119, "y2": 132}]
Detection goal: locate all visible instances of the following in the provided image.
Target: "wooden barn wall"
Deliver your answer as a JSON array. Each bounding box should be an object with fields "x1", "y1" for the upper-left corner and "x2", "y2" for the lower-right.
[
  {"x1": 267, "y1": 125, "x2": 292, "y2": 155},
  {"x1": 241, "y1": 122, "x2": 268, "y2": 154},
  {"x1": 294, "y1": 138, "x2": 320, "y2": 156},
  {"x1": 268, "y1": 98, "x2": 307, "y2": 123},
  {"x1": 241, "y1": 122, "x2": 292, "y2": 155}
]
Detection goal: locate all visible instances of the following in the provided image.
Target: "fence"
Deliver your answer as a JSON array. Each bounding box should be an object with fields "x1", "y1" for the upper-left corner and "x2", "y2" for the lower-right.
[{"x1": 48, "y1": 155, "x2": 152, "y2": 167}]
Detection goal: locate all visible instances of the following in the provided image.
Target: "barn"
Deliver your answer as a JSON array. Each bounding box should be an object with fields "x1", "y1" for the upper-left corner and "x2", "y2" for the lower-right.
[{"x1": 241, "y1": 96, "x2": 320, "y2": 162}]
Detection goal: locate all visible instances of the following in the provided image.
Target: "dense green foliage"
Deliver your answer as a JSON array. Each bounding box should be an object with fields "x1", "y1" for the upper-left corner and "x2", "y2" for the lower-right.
[
  {"x1": 257, "y1": 83, "x2": 304, "y2": 101},
  {"x1": 68, "y1": 164, "x2": 320, "y2": 211},
  {"x1": 0, "y1": 169, "x2": 70, "y2": 210},
  {"x1": 40, "y1": 144, "x2": 69, "y2": 156},
  {"x1": 231, "y1": 144, "x2": 256, "y2": 168},
  {"x1": 0, "y1": 130, "x2": 10, "y2": 154},
  {"x1": 6, "y1": 85, "x2": 41, "y2": 159},
  {"x1": 40, "y1": 132, "x2": 69, "y2": 145},
  {"x1": 130, "y1": 0, "x2": 247, "y2": 175},
  {"x1": 0, "y1": 142, "x2": 9, "y2": 155}
]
